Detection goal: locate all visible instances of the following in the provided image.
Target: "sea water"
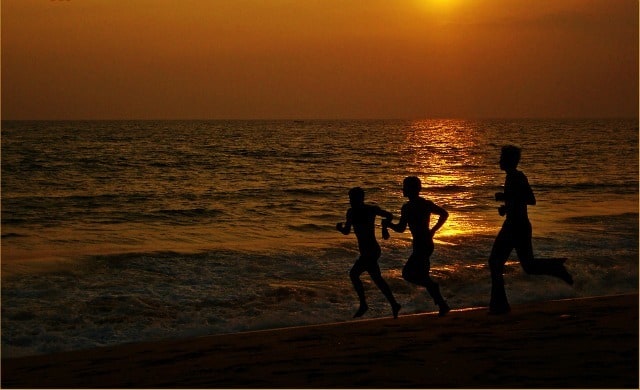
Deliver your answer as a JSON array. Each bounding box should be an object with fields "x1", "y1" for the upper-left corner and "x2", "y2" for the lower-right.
[{"x1": 2, "y1": 119, "x2": 638, "y2": 357}]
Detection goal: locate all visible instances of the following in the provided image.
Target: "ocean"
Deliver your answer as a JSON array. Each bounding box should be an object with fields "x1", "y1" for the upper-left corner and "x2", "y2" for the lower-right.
[{"x1": 2, "y1": 119, "x2": 638, "y2": 358}]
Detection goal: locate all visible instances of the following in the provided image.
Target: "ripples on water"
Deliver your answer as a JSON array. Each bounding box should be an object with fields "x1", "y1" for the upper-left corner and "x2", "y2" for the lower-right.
[{"x1": 1, "y1": 119, "x2": 638, "y2": 357}]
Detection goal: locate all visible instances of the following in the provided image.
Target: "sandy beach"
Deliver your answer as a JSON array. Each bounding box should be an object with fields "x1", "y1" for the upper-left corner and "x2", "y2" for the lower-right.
[{"x1": 2, "y1": 293, "x2": 637, "y2": 388}]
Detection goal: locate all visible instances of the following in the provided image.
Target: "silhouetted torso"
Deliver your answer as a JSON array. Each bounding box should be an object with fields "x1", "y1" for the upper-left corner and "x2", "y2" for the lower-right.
[
  {"x1": 349, "y1": 204, "x2": 382, "y2": 257},
  {"x1": 402, "y1": 197, "x2": 435, "y2": 249},
  {"x1": 504, "y1": 169, "x2": 535, "y2": 223}
]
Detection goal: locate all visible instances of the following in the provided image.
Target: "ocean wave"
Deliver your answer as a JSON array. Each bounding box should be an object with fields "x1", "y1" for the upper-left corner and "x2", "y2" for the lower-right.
[
  {"x1": 154, "y1": 208, "x2": 223, "y2": 219},
  {"x1": 429, "y1": 184, "x2": 469, "y2": 193},
  {"x1": 2, "y1": 193, "x2": 152, "y2": 209},
  {"x1": 1, "y1": 232, "x2": 27, "y2": 238},
  {"x1": 283, "y1": 188, "x2": 325, "y2": 196},
  {"x1": 1, "y1": 241, "x2": 637, "y2": 358},
  {"x1": 560, "y1": 212, "x2": 639, "y2": 225},
  {"x1": 2, "y1": 200, "x2": 225, "y2": 226},
  {"x1": 445, "y1": 203, "x2": 493, "y2": 212},
  {"x1": 1, "y1": 218, "x2": 27, "y2": 226},
  {"x1": 287, "y1": 223, "x2": 326, "y2": 232},
  {"x1": 264, "y1": 282, "x2": 321, "y2": 303},
  {"x1": 536, "y1": 181, "x2": 638, "y2": 192}
]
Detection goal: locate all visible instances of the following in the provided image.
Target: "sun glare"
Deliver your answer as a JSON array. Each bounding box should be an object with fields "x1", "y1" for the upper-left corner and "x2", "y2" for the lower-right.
[{"x1": 416, "y1": 0, "x2": 460, "y2": 13}]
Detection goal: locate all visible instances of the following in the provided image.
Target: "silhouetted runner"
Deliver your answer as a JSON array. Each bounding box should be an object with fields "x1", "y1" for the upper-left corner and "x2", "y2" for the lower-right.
[
  {"x1": 337, "y1": 187, "x2": 401, "y2": 319},
  {"x1": 384, "y1": 176, "x2": 451, "y2": 316},
  {"x1": 489, "y1": 145, "x2": 573, "y2": 315}
]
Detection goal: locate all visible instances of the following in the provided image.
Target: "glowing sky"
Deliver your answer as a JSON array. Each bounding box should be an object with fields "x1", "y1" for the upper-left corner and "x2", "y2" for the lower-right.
[{"x1": 2, "y1": 0, "x2": 638, "y2": 120}]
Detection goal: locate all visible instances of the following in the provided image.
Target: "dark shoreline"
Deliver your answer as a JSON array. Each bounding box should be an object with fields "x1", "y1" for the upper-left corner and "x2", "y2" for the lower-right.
[{"x1": 2, "y1": 293, "x2": 638, "y2": 388}]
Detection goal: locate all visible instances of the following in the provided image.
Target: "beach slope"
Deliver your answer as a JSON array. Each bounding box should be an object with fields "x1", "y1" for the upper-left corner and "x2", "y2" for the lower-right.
[{"x1": 2, "y1": 293, "x2": 638, "y2": 388}]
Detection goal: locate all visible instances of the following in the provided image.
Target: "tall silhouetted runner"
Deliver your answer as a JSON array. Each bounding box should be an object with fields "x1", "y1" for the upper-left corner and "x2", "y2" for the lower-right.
[
  {"x1": 489, "y1": 145, "x2": 573, "y2": 315},
  {"x1": 384, "y1": 176, "x2": 451, "y2": 316},
  {"x1": 337, "y1": 187, "x2": 401, "y2": 319}
]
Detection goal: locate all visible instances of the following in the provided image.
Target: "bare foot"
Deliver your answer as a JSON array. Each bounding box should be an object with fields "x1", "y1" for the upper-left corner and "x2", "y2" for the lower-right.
[
  {"x1": 438, "y1": 302, "x2": 451, "y2": 317},
  {"x1": 392, "y1": 303, "x2": 401, "y2": 319}
]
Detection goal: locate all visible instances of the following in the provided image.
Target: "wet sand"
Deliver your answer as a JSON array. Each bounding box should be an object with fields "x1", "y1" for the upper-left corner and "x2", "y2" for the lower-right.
[{"x1": 2, "y1": 293, "x2": 638, "y2": 388}]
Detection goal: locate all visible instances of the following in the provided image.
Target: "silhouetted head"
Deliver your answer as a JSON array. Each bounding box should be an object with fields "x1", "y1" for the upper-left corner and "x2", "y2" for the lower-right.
[
  {"x1": 402, "y1": 176, "x2": 422, "y2": 199},
  {"x1": 500, "y1": 145, "x2": 521, "y2": 171},
  {"x1": 348, "y1": 187, "x2": 365, "y2": 207}
]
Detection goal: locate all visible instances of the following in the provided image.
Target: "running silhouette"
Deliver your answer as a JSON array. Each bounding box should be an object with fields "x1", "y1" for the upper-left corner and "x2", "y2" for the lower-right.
[
  {"x1": 337, "y1": 187, "x2": 401, "y2": 319},
  {"x1": 489, "y1": 145, "x2": 574, "y2": 315},
  {"x1": 384, "y1": 176, "x2": 451, "y2": 316}
]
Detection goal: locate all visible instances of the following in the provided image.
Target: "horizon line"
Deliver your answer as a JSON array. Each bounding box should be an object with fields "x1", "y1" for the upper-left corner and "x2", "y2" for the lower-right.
[{"x1": 2, "y1": 116, "x2": 638, "y2": 122}]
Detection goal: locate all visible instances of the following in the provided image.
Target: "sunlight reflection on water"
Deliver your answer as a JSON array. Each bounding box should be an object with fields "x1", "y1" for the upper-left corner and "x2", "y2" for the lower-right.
[{"x1": 399, "y1": 120, "x2": 497, "y2": 238}]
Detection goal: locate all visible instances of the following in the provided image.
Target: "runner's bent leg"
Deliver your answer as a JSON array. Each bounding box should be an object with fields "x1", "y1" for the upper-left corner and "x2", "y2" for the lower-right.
[
  {"x1": 403, "y1": 248, "x2": 448, "y2": 314},
  {"x1": 350, "y1": 259, "x2": 369, "y2": 317},
  {"x1": 368, "y1": 263, "x2": 401, "y2": 318},
  {"x1": 516, "y1": 222, "x2": 573, "y2": 285}
]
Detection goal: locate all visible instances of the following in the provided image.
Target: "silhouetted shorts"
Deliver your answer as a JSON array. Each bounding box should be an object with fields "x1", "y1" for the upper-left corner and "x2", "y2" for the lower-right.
[
  {"x1": 351, "y1": 248, "x2": 382, "y2": 277},
  {"x1": 403, "y1": 240, "x2": 435, "y2": 278},
  {"x1": 490, "y1": 219, "x2": 533, "y2": 267}
]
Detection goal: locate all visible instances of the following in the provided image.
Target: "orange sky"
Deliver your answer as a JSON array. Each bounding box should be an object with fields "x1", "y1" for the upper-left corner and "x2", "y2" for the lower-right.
[{"x1": 2, "y1": 0, "x2": 638, "y2": 120}]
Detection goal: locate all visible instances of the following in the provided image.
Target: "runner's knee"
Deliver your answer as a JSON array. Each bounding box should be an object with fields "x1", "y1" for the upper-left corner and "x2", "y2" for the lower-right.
[
  {"x1": 402, "y1": 268, "x2": 420, "y2": 284},
  {"x1": 489, "y1": 256, "x2": 506, "y2": 274}
]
